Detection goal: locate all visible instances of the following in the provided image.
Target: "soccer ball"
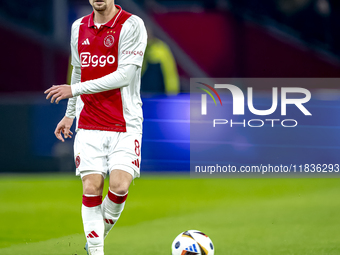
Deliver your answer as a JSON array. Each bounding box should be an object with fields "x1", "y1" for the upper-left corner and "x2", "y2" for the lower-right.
[{"x1": 171, "y1": 230, "x2": 214, "y2": 255}]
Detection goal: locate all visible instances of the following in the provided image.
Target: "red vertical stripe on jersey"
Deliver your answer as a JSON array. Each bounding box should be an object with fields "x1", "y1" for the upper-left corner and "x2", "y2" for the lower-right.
[
  {"x1": 108, "y1": 189, "x2": 128, "y2": 204},
  {"x1": 77, "y1": 6, "x2": 132, "y2": 132}
]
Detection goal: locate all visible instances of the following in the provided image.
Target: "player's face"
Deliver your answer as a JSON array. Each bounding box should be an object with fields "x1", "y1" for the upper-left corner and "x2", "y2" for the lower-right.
[{"x1": 89, "y1": 0, "x2": 114, "y2": 12}]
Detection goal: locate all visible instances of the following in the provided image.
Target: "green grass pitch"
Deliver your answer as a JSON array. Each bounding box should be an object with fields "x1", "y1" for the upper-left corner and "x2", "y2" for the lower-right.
[{"x1": 0, "y1": 174, "x2": 340, "y2": 254}]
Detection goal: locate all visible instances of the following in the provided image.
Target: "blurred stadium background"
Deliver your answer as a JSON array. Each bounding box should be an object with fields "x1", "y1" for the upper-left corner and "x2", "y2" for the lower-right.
[
  {"x1": 1, "y1": 0, "x2": 340, "y2": 174},
  {"x1": 1, "y1": 0, "x2": 340, "y2": 254}
]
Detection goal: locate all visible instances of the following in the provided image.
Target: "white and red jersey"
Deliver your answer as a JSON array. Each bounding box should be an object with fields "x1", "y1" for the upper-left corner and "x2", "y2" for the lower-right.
[{"x1": 68, "y1": 5, "x2": 147, "y2": 133}]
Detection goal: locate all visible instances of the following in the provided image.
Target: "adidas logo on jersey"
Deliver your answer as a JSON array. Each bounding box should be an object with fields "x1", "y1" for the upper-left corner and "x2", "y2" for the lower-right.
[{"x1": 82, "y1": 38, "x2": 90, "y2": 45}]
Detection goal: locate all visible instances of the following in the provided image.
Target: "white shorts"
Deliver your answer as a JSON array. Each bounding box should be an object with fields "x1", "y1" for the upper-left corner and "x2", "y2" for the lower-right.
[{"x1": 74, "y1": 129, "x2": 142, "y2": 179}]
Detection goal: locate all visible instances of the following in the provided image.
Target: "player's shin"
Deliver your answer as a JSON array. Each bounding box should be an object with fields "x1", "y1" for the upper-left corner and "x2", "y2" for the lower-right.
[
  {"x1": 102, "y1": 188, "x2": 128, "y2": 239},
  {"x1": 82, "y1": 195, "x2": 104, "y2": 255}
]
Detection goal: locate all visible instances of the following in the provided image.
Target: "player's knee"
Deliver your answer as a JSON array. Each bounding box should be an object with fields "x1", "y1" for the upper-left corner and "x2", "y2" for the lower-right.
[
  {"x1": 109, "y1": 170, "x2": 132, "y2": 195},
  {"x1": 84, "y1": 185, "x2": 102, "y2": 195},
  {"x1": 110, "y1": 182, "x2": 129, "y2": 195},
  {"x1": 82, "y1": 174, "x2": 104, "y2": 195}
]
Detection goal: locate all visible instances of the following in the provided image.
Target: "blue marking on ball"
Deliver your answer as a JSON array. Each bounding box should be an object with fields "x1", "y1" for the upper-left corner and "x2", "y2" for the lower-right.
[{"x1": 175, "y1": 241, "x2": 180, "y2": 249}]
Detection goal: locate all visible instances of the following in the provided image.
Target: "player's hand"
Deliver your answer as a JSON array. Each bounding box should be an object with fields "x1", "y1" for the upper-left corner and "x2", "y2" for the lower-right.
[
  {"x1": 54, "y1": 116, "x2": 74, "y2": 142},
  {"x1": 44, "y1": 85, "x2": 73, "y2": 104}
]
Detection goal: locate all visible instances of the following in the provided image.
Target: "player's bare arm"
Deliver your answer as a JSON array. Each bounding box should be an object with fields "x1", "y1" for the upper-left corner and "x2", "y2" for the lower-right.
[
  {"x1": 44, "y1": 85, "x2": 73, "y2": 104},
  {"x1": 54, "y1": 116, "x2": 74, "y2": 142}
]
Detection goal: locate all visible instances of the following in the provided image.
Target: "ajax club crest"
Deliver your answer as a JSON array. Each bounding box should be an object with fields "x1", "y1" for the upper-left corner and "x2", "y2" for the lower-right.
[{"x1": 104, "y1": 35, "x2": 114, "y2": 48}]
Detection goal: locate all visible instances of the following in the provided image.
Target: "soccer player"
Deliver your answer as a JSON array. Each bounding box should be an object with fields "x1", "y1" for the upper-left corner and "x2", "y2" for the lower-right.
[{"x1": 44, "y1": 1, "x2": 147, "y2": 254}]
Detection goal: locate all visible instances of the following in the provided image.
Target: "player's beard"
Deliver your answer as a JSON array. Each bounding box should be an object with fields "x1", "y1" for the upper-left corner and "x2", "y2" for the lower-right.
[{"x1": 92, "y1": 0, "x2": 107, "y2": 11}]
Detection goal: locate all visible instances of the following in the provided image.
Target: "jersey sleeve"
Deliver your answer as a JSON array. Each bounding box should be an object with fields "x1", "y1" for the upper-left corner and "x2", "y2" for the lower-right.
[
  {"x1": 71, "y1": 64, "x2": 136, "y2": 97},
  {"x1": 70, "y1": 19, "x2": 81, "y2": 68},
  {"x1": 118, "y1": 15, "x2": 147, "y2": 67},
  {"x1": 65, "y1": 19, "x2": 82, "y2": 119}
]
